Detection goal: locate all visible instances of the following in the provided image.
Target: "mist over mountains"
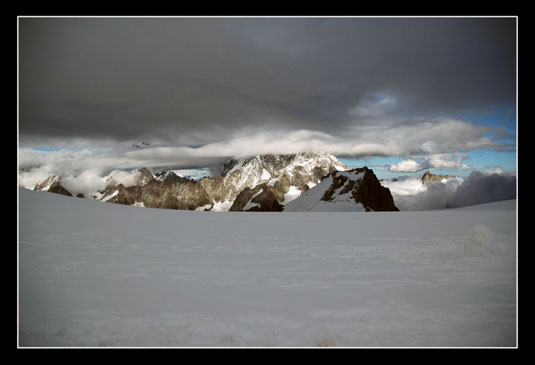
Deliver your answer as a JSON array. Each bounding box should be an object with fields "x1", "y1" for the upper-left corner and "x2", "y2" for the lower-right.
[
  {"x1": 20, "y1": 152, "x2": 516, "y2": 212},
  {"x1": 382, "y1": 170, "x2": 516, "y2": 211}
]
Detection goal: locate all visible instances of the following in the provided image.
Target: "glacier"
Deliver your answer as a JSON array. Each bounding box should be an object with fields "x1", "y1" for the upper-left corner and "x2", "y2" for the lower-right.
[{"x1": 18, "y1": 188, "x2": 517, "y2": 347}]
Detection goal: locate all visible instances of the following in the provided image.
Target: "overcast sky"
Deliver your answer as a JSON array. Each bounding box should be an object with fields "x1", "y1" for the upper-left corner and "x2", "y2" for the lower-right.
[{"x1": 18, "y1": 17, "x2": 517, "y2": 176}]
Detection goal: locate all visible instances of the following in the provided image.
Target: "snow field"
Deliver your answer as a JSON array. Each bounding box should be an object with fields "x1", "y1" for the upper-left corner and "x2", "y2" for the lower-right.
[{"x1": 18, "y1": 189, "x2": 516, "y2": 347}]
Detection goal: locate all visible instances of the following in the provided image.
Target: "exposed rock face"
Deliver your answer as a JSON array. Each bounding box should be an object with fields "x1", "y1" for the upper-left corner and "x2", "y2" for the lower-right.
[
  {"x1": 223, "y1": 153, "x2": 344, "y2": 211},
  {"x1": 47, "y1": 182, "x2": 73, "y2": 197},
  {"x1": 229, "y1": 183, "x2": 284, "y2": 212},
  {"x1": 103, "y1": 171, "x2": 213, "y2": 210},
  {"x1": 136, "y1": 167, "x2": 155, "y2": 187},
  {"x1": 218, "y1": 152, "x2": 346, "y2": 209},
  {"x1": 143, "y1": 174, "x2": 212, "y2": 210},
  {"x1": 30, "y1": 152, "x2": 350, "y2": 212},
  {"x1": 34, "y1": 175, "x2": 61, "y2": 191},
  {"x1": 284, "y1": 167, "x2": 399, "y2": 212},
  {"x1": 221, "y1": 159, "x2": 240, "y2": 177},
  {"x1": 199, "y1": 175, "x2": 228, "y2": 204},
  {"x1": 33, "y1": 175, "x2": 73, "y2": 197},
  {"x1": 421, "y1": 170, "x2": 451, "y2": 184},
  {"x1": 351, "y1": 167, "x2": 399, "y2": 211}
]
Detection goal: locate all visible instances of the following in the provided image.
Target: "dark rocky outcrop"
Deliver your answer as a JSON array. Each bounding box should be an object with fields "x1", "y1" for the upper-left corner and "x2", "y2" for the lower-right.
[
  {"x1": 104, "y1": 171, "x2": 213, "y2": 210},
  {"x1": 229, "y1": 165, "x2": 398, "y2": 212},
  {"x1": 47, "y1": 182, "x2": 73, "y2": 197},
  {"x1": 229, "y1": 183, "x2": 283, "y2": 212},
  {"x1": 221, "y1": 159, "x2": 240, "y2": 177},
  {"x1": 285, "y1": 167, "x2": 399, "y2": 212},
  {"x1": 34, "y1": 175, "x2": 61, "y2": 191},
  {"x1": 350, "y1": 167, "x2": 399, "y2": 211}
]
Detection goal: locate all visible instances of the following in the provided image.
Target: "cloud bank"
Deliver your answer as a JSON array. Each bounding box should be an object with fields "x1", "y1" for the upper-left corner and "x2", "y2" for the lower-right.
[
  {"x1": 18, "y1": 164, "x2": 143, "y2": 198},
  {"x1": 19, "y1": 116, "x2": 509, "y2": 179},
  {"x1": 383, "y1": 171, "x2": 516, "y2": 211},
  {"x1": 447, "y1": 171, "x2": 517, "y2": 208},
  {"x1": 19, "y1": 18, "x2": 515, "y2": 151}
]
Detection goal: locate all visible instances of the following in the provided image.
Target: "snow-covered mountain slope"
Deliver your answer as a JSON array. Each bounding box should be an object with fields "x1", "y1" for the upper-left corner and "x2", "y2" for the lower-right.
[
  {"x1": 221, "y1": 152, "x2": 347, "y2": 180},
  {"x1": 216, "y1": 152, "x2": 347, "y2": 209},
  {"x1": 19, "y1": 188, "x2": 516, "y2": 347},
  {"x1": 224, "y1": 153, "x2": 349, "y2": 211},
  {"x1": 33, "y1": 175, "x2": 62, "y2": 191},
  {"x1": 284, "y1": 167, "x2": 398, "y2": 212}
]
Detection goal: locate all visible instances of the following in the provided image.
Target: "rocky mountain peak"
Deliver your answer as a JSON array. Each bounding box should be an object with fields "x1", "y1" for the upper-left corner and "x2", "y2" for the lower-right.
[
  {"x1": 219, "y1": 152, "x2": 347, "y2": 210},
  {"x1": 47, "y1": 181, "x2": 73, "y2": 197},
  {"x1": 222, "y1": 152, "x2": 347, "y2": 178},
  {"x1": 155, "y1": 171, "x2": 192, "y2": 185},
  {"x1": 284, "y1": 167, "x2": 398, "y2": 212},
  {"x1": 136, "y1": 167, "x2": 155, "y2": 187},
  {"x1": 34, "y1": 175, "x2": 62, "y2": 191},
  {"x1": 26, "y1": 153, "x2": 403, "y2": 213},
  {"x1": 421, "y1": 170, "x2": 451, "y2": 185},
  {"x1": 221, "y1": 159, "x2": 241, "y2": 177}
]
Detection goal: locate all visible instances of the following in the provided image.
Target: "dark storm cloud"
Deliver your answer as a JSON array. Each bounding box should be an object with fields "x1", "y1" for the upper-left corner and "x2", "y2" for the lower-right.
[{"x1": 19, "y1": 17, "x2": 516, "y2": 149}]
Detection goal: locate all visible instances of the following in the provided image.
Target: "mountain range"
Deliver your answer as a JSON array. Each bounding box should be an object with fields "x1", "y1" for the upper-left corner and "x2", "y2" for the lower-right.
[{"x1": 26, "y1": 152, "x2": 399, "y2": 212}]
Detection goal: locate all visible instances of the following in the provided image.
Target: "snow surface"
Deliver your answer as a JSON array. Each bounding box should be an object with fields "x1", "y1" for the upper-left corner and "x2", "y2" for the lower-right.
[
  {"x1": 18, "y1": 189, "x2": 516, "y2": 347},
  {"x1": 211, "y1": 200, "x2": 234, "y2": 212},
  {"x1": 453, "y1": 199, "x2": 516, "y2": 211},
  {"x1": 284, "y1": 176, "x2": 334, "y2": 212},
  {"x1": 463, "y1": 225, "x2": 508, "y2": 258},
  {"x1": 282, "y1": 186, "x2": 302, "y2": 205}
]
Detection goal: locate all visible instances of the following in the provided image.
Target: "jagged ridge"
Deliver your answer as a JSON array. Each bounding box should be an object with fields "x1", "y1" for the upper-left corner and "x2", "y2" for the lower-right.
[
  {"x1": 284, "y1": 167, "x2": 399, "y2": 212},
  {"x1": 27, "y1": 153, "x2": 405, "y2": 213},
  {"x1": 421, "y1": 170, "x2": 451, "y2": 185}
]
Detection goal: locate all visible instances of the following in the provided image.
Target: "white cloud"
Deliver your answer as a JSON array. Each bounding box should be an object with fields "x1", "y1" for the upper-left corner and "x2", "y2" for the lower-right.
[
  {"x1": 426, "y1": 154, "x2": 470, "y2": 170},
  {"x1": 388, "y1": 153, "x2": 473, "y2": 173},
  {"x1": 389, "y1": 159, "x2": 425, "y2": 173},
  {"x1": 18, "y1": 164, "x2": 56, "y2": 190},
  {"x1": 19, "y1": 152, "x2": 144, "y2": 197},
  {"x1": 18, "y1": 115, "x2": 510, "y2": 193},
  {"x1": 42, "y1": 169, "x2": 143, "y2": 198},
  {"x1": 381, "y1": 176, "x2": 427, "y2": 196},
  {"x1": 60, "y1": 170, "x2": 108, "y2": 197},
  {"x1": 107, "y1": 170, "x2": 141, "y2": 187},
  {"x1": 383, "y1": 175, "x2": 463, "y2": 210}
]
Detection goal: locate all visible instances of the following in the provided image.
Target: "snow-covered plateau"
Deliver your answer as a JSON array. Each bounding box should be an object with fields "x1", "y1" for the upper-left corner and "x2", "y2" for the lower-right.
[{"x1": 18, "y1": 188, "x2": 517, "y2": 347}]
